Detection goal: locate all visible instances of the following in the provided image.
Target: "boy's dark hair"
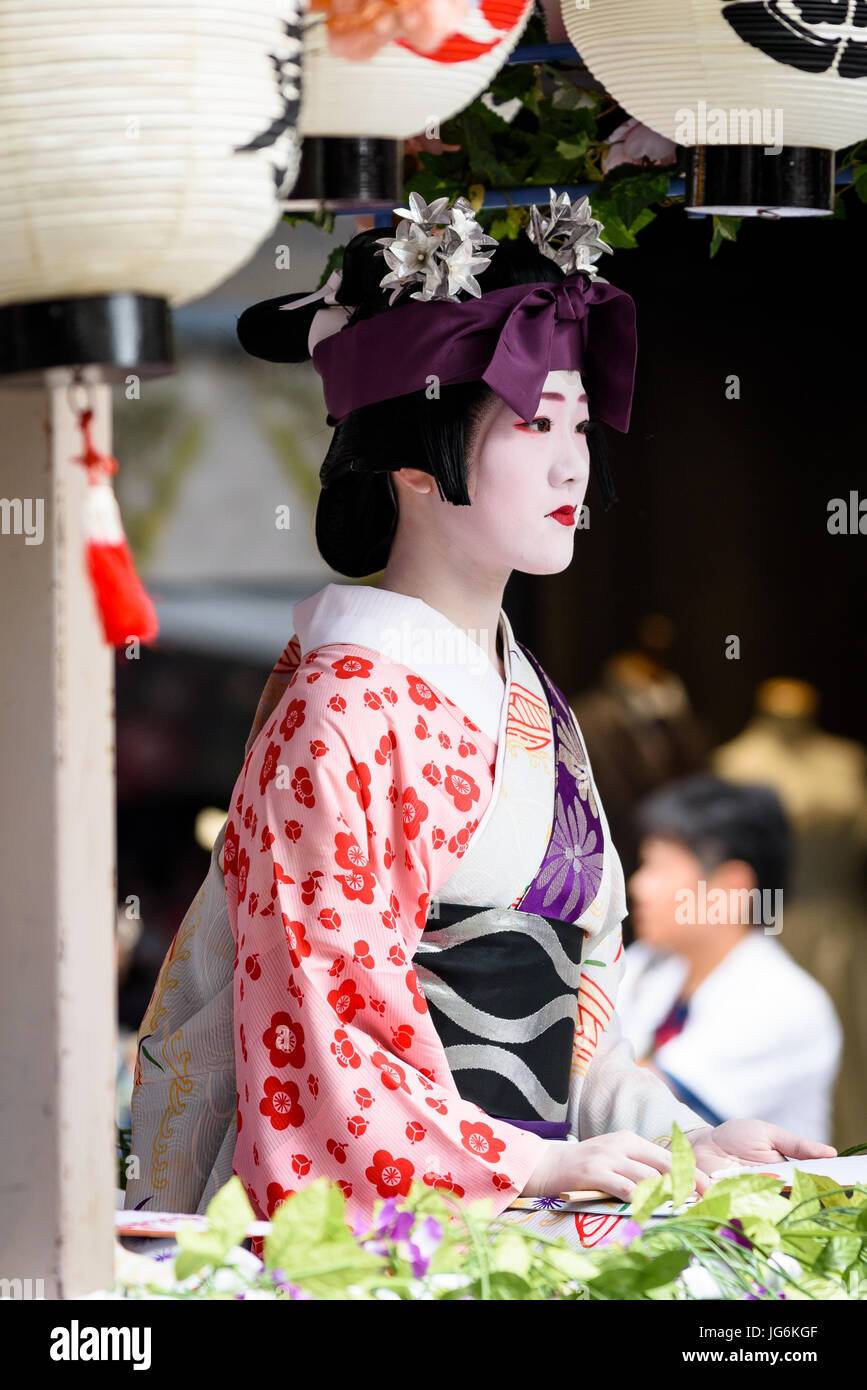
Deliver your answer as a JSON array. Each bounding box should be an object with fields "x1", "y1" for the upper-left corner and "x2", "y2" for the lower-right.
[{"x1": 635, "y1": 772, "x2": 791, "y2": 901}]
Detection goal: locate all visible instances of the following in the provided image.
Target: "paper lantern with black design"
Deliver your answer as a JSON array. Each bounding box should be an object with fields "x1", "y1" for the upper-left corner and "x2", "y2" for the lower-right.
[
  {"x1": 562, "y1": 0, "x2": 867, "y2": 216},
  {"x1": 288, "y1": 0, "x2": 533, "y2": 210},
  {"x1": 0, "y1": 0, "x2": 303, "y2": 314}
]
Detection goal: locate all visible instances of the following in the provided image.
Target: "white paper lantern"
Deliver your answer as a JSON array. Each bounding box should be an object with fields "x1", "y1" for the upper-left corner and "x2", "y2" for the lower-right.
[
  {"x1": 561, "y1": 0, "x2": 867, "y2": 214},
  {"x1": 299, "y1": 0, "x2": 533, "y2": 140},
  {"x1": 0, "y1": 0, "x2": 303, "y2": 309}
]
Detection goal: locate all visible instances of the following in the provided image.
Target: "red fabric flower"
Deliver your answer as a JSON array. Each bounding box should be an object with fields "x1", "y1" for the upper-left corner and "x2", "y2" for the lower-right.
[
  {"x1": 363, "y1": 689, "x2": 383, "y2": 710},
  {"x1": 336, "y1": 1180, "x2": 353, "y2": 1200},
  {"x1": 381, "y1": 686, "x2": 398, "y2": 705},
  {"x1": 422, "y1": 762, "x2": 441, "y2": 786},
  {"x1": 405, "y1": 968, "x2": 428, "y2": 1015},
  {"x1": 260, "y1": 823, "x2": 276, "y2": 852},
  {"x1": 346, "y1": 760, "x2": 372, "y2": 811},
  {"x1": 365, "y1": 1149, "x2": 414, "y2": 1199},
  {"x1": 414, "y1": 716, "x2": 430, "y2": 740},
  {"x1": 347, "y1": 1114, "x2": 368, "y2": 1137},
  {"x1": 423, "y1": 1171, "x2": 465, "y2": 1198},
  {"x1": 431, "y1": 827, "x2": 446, "y2": 850},
  {"x1": 282, "y1": 915, "x2": 311, "y2": 969},
  {"x1": 492, "y1": 1172, "x2": 513, "y2": 1191},
  {"x1": 244, "y1": 953, "x2": 261, "y2": 981},
  {"x1": 371, "y1": 1051, "x2": 411, "y2": 1094},
  {"x1": 405, "y1": 1120, "x2": 426, "y2": 1143},
  {"x1": 327, "y1": 694, "x2": 347, "y2": 713},
  {"x1": 307, "y1": 1073, "x2": 319, "y2": 1098},
  {"x1": 327, "y1": 977, "x2": 366, "y2": 1024},
  {"x1": 332, "y1": 655, "x2": 374, "y2": 680},
  {"x1": 259, "y1": 1076, "x2": 305, "y2": 1131},
  {"x1": 259, "y1": 741, "x2": 282, "y2": 798},
  {"x1": 263, "y1": 1011, "x2": 305, "y2": 1069},
  {"x1": 291, "y1": 766, "x2": 315, "y2": 808},
  {"x1": 443, "y1": 765, "x2": 481, "y2": 813},
  {"x1": 327, "y1": 1138, "x2": 348, "y2": 1164},
  {"x1": 438, "y1": 732, "x2": 452, "y2": 749},
  {"x1": 333, "y1": 831, "x2": 376, "y2": 903},
  {"x1": 374, "y1": 731, "x2": 397, "y2": 766},
  {"x1": 278, "y1": 697, "x2": 306, "y2": 743},
  {"x1": 425, "y1": 1096, "x2": 448, "y2": 1113},
  {"x1": 309, "y1": 739, "x2": 328, "y2": 759},
  {"x1": 300, "y1": 870, "x2": 324, "y2": 905},
  {"x1": 353, "y1": 1087, "x2": 373, "y2": 1110},
  {"x1": 237, "y1": 848, "x2": 250, "y2": 904},
  {"x1": 459, "y1": 1120, "x2": 506, "y2": 1164},
  {"x1": 406, "y1": 674, "x2": 439, "y2": 711},
  {"x1": 266, "y1": 1181, "x2": 295, "y2": 1214},
  {"x1": 353, "y1": 939, "x2": 375, "y2": 970},
  {"x1": 457, "y1": 737, "x2": 477, "y2": 758},
  {"x1": 387, "y1": 943, "x2": 407, "y2": 967},
  {"x1": 392, "y1": 1023, "x2": 414, "y2": 1051},
  {"x1": 291, "y1": 1153, "x2": 311, "y2": 1177},
  {"x1": 223, "y1": 821, "x2": 239, "y2": 875},
  {"x1": 328, "y1": 954, "x2": 345, "y2": 977},
  {"x1": 319, "y1": 906, "x2": 342, "y2": 932},
  {"x1": 331, "y1": 1028, "x2": 362, "y2": 1070},
  {"x1": 401, "y1": 786, "x2": 429, "y2": 841},
  {"x1": 368, "y1": 996, "x2": 386, "y2": 1016},
  {"x1": 383, "y1": 837, "x2": 395, "y2": 869}
]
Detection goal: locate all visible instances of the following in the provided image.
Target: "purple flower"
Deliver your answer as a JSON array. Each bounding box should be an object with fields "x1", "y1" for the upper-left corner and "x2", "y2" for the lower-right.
[
  {"x1": 271, "y1": 1266, "x2": 314, "y2": 1299},
  {"x1": 720, "y1": 1217, "x2": 752, "y2": 1251},
  {"x1": 374, "y1": 1198, "x2": 416, "y2": 1244},
  {"x1": 597, "y1": 1218, "x2": 643, "y2": 1248},
  {"x1": 407, "y1": 1216, "x2": 443, "y2": 1278}
]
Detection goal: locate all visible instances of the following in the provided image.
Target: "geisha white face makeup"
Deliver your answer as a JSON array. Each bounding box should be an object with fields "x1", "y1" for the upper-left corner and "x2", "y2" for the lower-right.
[
  {"x1": 385, "y1": 368, "x2": 592, "y2": 605},
  {"x1": 458, "y1": 367, "x2": 592, "y2": 578}
]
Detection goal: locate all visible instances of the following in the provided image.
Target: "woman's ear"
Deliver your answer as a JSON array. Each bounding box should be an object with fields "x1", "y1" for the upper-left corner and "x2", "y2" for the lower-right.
[{"x1": 392, "y1": 467, "x2": 436, "y2": 497}]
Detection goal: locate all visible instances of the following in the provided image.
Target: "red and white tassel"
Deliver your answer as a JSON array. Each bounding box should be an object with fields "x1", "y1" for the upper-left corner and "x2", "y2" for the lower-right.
[{"x1": 74, "y1": 407, "x2": 159, "y2": 647}]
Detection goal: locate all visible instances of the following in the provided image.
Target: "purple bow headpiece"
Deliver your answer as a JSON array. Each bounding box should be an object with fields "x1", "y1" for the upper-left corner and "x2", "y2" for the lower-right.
[{"x1": 310, "y1": 272, "x2": 637, "y2": 432}]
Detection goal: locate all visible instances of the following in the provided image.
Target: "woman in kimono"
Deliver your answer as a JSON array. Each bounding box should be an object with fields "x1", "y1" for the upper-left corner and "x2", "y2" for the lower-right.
[{"x1": 125, "y1": 194, "x2": 835, "y2": 1252}]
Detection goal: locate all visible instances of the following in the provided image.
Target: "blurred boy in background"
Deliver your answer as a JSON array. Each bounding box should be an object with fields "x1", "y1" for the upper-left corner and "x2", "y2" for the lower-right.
[{"x1": 618, "y1": 774, "x2": 842, "y2": 1143}]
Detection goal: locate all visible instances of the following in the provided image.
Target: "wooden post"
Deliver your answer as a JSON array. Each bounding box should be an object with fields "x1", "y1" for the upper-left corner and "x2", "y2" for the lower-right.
[{"x1": 0, "y1": 371, "x2": 116, "y2": 1298}]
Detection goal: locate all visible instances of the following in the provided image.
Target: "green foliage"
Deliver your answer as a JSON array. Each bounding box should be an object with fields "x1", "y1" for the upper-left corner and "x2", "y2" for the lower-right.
[
  {"x1": 112, "y1": 1131, "x2": 867, "y2": 1302},
  {"x1": 116, "y1": 1124, "x2": 132, "y2": 1191}
]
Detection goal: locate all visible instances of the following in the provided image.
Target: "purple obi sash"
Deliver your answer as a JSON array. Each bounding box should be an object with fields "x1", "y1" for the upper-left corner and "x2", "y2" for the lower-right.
[{"x1": 495, "y1": 1117, "x2": 571, "y2": 1140}]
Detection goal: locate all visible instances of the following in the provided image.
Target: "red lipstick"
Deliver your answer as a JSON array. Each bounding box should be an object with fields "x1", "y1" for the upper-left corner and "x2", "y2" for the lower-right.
[{"x1": 547, "y1": 505, "x2": 576, "y2": 526}]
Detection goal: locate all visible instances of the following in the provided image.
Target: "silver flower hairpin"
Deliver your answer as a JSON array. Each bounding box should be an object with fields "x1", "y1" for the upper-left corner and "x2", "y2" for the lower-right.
[
  {"x1": 527, "y1": 188, "x2": 612, "y2": 280},
  {"x1": 376, "y1": 192, "x2": 498, "y2": 304}
]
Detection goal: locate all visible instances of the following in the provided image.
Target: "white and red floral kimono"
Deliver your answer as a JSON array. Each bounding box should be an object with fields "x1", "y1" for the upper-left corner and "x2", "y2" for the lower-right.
[{"x1": 126, "y1": 583, "x2": 705, "y2": 1250}]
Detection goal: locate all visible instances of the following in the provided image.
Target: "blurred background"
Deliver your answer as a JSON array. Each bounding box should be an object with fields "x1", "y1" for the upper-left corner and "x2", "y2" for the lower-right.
[{"x1": 114, "y1": 198, "x2": 867, "y2": 1151}]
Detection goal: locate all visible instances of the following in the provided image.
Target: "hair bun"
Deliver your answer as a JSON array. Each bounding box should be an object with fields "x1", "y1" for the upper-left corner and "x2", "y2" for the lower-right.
[{"x1": 236, "y1": 292, "x2": 320, "y2": 364}]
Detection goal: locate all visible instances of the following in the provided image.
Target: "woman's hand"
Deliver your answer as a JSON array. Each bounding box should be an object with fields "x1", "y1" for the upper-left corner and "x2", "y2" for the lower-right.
[
  {"x1": 685, "y1": 1119, "x2": 837, "y2": 1178},
  {"x1": 521, "y1": 1130, "x2": 715, "y2": 1202}
]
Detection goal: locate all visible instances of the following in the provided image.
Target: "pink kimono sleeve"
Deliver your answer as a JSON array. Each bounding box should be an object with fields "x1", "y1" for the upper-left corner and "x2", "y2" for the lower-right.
[{"x1": 224, "y1": 647, "x2": 549, "y2": 1228}]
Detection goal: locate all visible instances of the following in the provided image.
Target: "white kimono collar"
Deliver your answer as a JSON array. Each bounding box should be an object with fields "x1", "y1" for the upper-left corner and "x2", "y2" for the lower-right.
[{"x1": 292, "y1": 583, "x2": 510, "y2": 742}]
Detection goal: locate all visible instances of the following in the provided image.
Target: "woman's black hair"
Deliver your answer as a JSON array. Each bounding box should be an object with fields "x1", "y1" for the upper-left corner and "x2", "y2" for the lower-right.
[{"x1": 237, "y1": 227, "x2": 618, "y2": 577}]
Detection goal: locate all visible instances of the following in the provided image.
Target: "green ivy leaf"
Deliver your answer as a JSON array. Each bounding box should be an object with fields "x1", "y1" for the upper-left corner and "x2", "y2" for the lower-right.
[
  {"x1": 669, "y1": 1123, "x2": 695, "y2": 1208},
  {"x1": 263, "y1": 1176, "x2": 349, "y2": 1269},
  {"x1": 174, "y1": 1177, "x2": 254, "y2": 1281},
  {"x1": 316, "y1": 244, "x2": 345, "y2": 291},
  {"x1": 710, "y1": 214, "x2": 741, "y2": 257},
  {"x1": 630, "y1": 1173, "x2": 669, "y2": 1225},
  {"x1": 556, "y1": 136, "x2": 589, "y2": 163}
]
